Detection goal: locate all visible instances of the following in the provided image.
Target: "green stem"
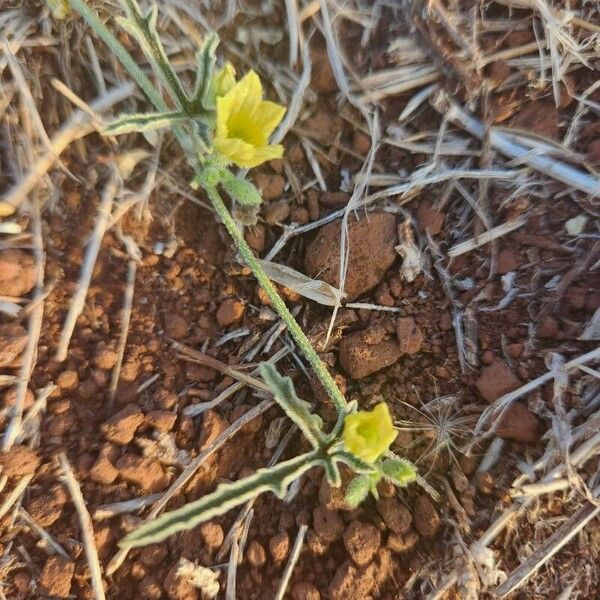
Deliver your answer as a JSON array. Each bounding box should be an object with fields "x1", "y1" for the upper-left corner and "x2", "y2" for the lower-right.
[{"x1": 203, "y1": 183, "x2": 347, "y2": 413}]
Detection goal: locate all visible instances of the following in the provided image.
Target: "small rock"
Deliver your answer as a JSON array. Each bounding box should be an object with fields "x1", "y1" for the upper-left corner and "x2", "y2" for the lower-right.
[
  {"x1": 396, "y1": 317, "x2": 424, "y2": 355},
  {"x1": 475, "y1": 361, "x2": 521, "y2": 403},
  {"x1": 512, "y1": 100, "x2": 559, "y2": 139},
  {"x1": 39, "y1": 555, "x2": 74, "y2": 599},
  {"x1": 416, "y1": 202, "x2": 445, "y2": 235},
  {"x1": 56, "y1": 370, "x2": 79, "y2": 390},
  {"x1": 216, "y1": 298, "x2": 245, "y2": 327},
  {"x1": 164, "y1": 561, "x2": 199, "y2": 600},
  {"x1": 0, "y1": 323, "x2": 28, "y2": 368},
  {"x1": 245, "y1": 224, "x2": 266, "y2": 253},
  {"x1": 439, "y1": 312, "x2": 453, "y2": 331},
  {"x1": 89, "y1": 445, "x2": 120, "y2": 485},
  {"x1": 387, "y1": 530, "x2": 419, "y2": 553},
  {"x1": 290, "y1": 207, "x2": 310, "y2": 224},
  {"x1": 413, "y1": 495, "x2": 441, "y2": 538},
  {"x1": 306, "y1": 529, "x2": 328, "y2": 555},
  {"x1": 305, "y1": 212, "x2": 398, "y2": 301},
  {"x1": 320, "y1": 191, "x2": 349, "y2": 208},
  {"x1": 353, "y1": 131, "x2": 371, "y2": 155},
  {"x1": 319, "y1": 470, "x2": 352, "y2": 511},
  {"x1": 116, "y1": 454, "x2": 168, "y2": 492},
  {"x1": 199, "y1": 522, "x2": 224, "y2": 550},
  {"x1": 163, "y1": 313, "x2": 188, "y2": 340},
  {"x1": 269, "y1": 530, "x2": 290, "y2": 562},
  {"x1": 139, "y1": 544, "x2": 168, "y2": 567},
  {"x1": 312, "y1": 44, "x2": 337, "y2": 93},
  {"x1": 0, "y1": 249, "x2": 36, "y2": 297},
  {"x1": 343, "y1": 521, "x2": 381, "y2": 566},
  {"x1": 506, "y1": 343, "x2": 523, "y2": 359},
  {"x1": 495, "y1": 401, "x2": 540, "y2": 443},
  {"x1": 565, "y1": 286, "x2": 586, "y2": 310},
  {"x1": 155, "y1": 389, "x2": 177, "y2": 410},
  {"x1": 292, "y1": 581, "x2": 321, "y2": 600},
  {"x1": 27, "y1": 484, "x2": 67, "y2": 527},
  {"x1": 198, "y1": 410, "x2": 228, "y2": 450},
  {"x1": 496, "y1": 248, "x2": 520, "y2": 274},
  {"x1": 538, "y1": 316, "x2": 560, "y2": 339},
  {"x1": 307, "y1": 190, "x2": 320, "y2": 221},
  {"x1": 0, "y1": 444, "x2": 39, "y2": 478},
  {"x1": 313, "y1": 506, "x2": 345, "y2": 542},
  {"x1": 246, "y1": 540, "x2": 266, "y2": 567},
  {"x1": 264, "y1": 199, "x2": 291, "y2": 224},
  {"x1": 254, "y1": 173, "x2": 285, "y2": 200},
  {"x1": 94, "y1": 345, "x2": 118, "y2": 370},
  {"x1": 328, "y1": 559, "x2": 376, "y2": 600},
  {"x1": 376, "y1": 497, "x2": 412, "y2": 534},
  {"x1": 146, "y1": 409, "x2": 177, "y2": 432},
  {"x1": 102, "y1": 403, "x2": 145, "y2": 445},
  {"x1": 339, "y1": 327, "x2": 401, "y2": 379}
]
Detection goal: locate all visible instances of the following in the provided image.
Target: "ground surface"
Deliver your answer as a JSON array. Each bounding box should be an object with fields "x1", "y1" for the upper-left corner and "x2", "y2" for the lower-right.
[{"x1": 0, "y1": 1, "x2": 599, "y2": 599}]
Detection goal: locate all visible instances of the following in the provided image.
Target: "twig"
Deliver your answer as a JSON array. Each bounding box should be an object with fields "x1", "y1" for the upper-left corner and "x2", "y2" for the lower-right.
[
  {"x1": 274, "y1": 525, "x2": 308, "y2": 600},
  {"x1": 447, "y1": 219, "x2": 526, "y2": 258},
  {"x1": 0, "y1": 473, "x2": 34, "y2": 520},
  {"x1": 55, "y1": 170, "x2": 119, "y2": 362},
  {"x1": 59, "y1": 453, "x2": 105, "y2": 600},
  {"x1": 93, "y1": 493, "x2": 163, "y2": 521},
  {"x1": 19, "y1": 508, "x2": 71, "y2": 560}
]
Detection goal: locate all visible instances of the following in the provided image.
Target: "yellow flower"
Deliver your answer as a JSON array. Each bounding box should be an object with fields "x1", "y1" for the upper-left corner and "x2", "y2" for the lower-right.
[
  {"x1": 212, "y1": 62, "x2": 236, "y2": 97},
  {"x1": 213, "y1": 70, "x2": 285, "y2": 168},
  {"x1": 343, "y1": 403, "x2": 398, "y2": 464}
]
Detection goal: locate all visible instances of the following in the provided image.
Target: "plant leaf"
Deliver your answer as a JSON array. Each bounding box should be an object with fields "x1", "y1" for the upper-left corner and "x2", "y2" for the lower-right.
[
  {"x1": 220, "y1": 170, "x2": 263, "y2": 206},
  {"x1": 322, "y1": 456, "x2": 341, "y2": 487},
  {"x1": 121, "y1": 450, "x2": 320, "y2": 548},
  {"x1": 379, "y1": 456, "x2": 417, "y2": 487},
  {"x1": 259, "y1": 363, "x2": 327, "y2": 449},
  {"x1": 105, "y1": 111, "x2": 188, "y2": 135},
  {"x1": 191, "y1": 32, "x2": 219, "y2": 113},
  {"x1": 333, "y1": 450, "x2": 378, "y2": 475},
  {"x1": 345, "y1": 475, "x2": 370, "y2": 508}
]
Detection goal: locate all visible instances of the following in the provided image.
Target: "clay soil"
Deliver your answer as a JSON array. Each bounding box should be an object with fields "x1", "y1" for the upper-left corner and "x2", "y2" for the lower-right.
[{"x1": 1, "y1": 1, "x2": 599, "y2": 600}]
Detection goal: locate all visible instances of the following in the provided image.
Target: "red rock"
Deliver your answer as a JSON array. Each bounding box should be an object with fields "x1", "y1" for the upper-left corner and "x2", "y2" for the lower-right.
[
  {"x1": 102, "y1": 403, "x2": 145, "y2": 445},
  {"x1": 292, "y1": 582, "x2": 321, "y2": 600},
  {"x1": 0, "y1": 249, "x2": 36, "y2": 297},
  {"x1": 90, "y1": 445, "x2": 120, "y2": 485},
  {"x1": 94, "y1": 345, "x2": 118, "y2": 370},
  {"x1": 216, "y1": 298, "x2": 245, "y2": 327},
  {"x1": 328, "y1": 559, "x2": 377, "y2": 600},
  {"x1": 39, "y1": 555, "x2": 74, "y2": 598},
  {"x1": 320, "y1": 191, "x2": 350, "y2": 207},
  {"x1": 343, "y1": 521, "x2": 381, "y2": 565},
  {"x1": 198, "y1": 409, "x2": 228, "y2": 450},
  {"x1": 506, "y1": 343, "x2": 523, "y2": 359},
  {"x1": 376, "y1": 497, "x2": 412, "y2": 534},
  {"x1": 290, "y1": 208, "x2": 310, "y2": 224},
  {"x1": 254, "y1": 173, "x2": 285, "y2": 200},
  {"x1": 311, "y1": 44, "x2": 337, "y2": 93},
  {"x1": 396, "y1": 316, "x2": 424, "y2": 355},
  {"x1": 413, "y1": 494, "x2": 441, "y2": 538},
  {"x1": 264, "y1": 199, "x2": 291, "y2": 224},
  {"x1": 56, "y1": 370, "x2": 79, "y2": 390},
  {"x1": 538, "y1": 316, "x2": 559, "y2": 339},
  {"x1": 0, "y1": 323, "x2": 28, "y2": 368},
  {"x1": 164, "y1": 560, "x2": 199, "y2": 600},
  {"x1": 475, "y1": 361, "x2": 521, "y2": 403},
  {"x1": 495, "y1": 402, "x2": 540, "y2": 443},
  {"x1": 115, "y1": 454, "x2": 168, "y2": 492},
  {"x1": 269, "y1": 530, "x2": 290, "y2": 562},
  {"x1": 246, "y1": 540, "x2": 266, "y2": 566},
  {"x1": 307, "y1": 190, "x2": 320, "y2": 221},
  {"x1": 163, "y1": 313, "x2": 188, "y2": 340},
  {"x1": 199, "y1": 522, "x2": 224, "y2": 550},
  {"x1": 353, "y1": 131, "x2": 371, "y2": 154},
  {"x1": 339, "y1": 326, "x2": 401, "y2": 379},
  {"x1": 245, "y1": 223, "x2": 266, "y2": 252},
  {"x1": 416, "y1": 202, "x2": 445, "y2": 235},
  {"x1": 0, "y1": 444, "x2": 39, "y2": 478},
  {"x1": 512, "y1": 100, "x2": 559, "y2": 138},
  {"x1": 27, "y1": 484, "x2": 67, "y2": 527},
  {"x1": 387, "y1": 530, "x2": 419, "y2": 553},
  {"x1": 496, "y1": 248, "x2": 520, "y2": 274},
  {"x1": 439, "y1": 312, "x2": 453, "y2": 331},
  {"x1": 146, "y1": 409, "x2": 177, "y2": 432},
  {"x1": 305, "y1": 212, "x2": 398, "y2": 301},
  {"x1": 565, "y1": 286, "x2": 586, "y2": 310},
  {"x1": 313, "y1": 506, "x2": 344, "y2": 542}
]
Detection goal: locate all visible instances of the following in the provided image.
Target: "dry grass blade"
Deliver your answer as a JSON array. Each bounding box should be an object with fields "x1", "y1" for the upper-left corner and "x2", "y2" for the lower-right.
[
  {"x1": 0, "y1": 473, "x2": 33, "y2": 520},
  {"x1": 274, "y1": 524, "x2": 308, "y2": 600},
  {"x1": 59, "y1": 453, "x2": 105, "y2": 600},
  {"x1": 447, "y1": 219, "x2": 527, "y2": 258}
]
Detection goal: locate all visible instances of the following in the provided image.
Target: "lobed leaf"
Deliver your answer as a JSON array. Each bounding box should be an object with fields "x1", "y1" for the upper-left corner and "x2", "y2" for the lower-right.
[
  {"x1": 332, "y1": 450, "x2": 378, "y2": 475},
  {"x1": 191, "y1": 33, "x2": 219, "y2": 113},
  {"x1": 121, "y1": 450, "x2": 320, "y2": 549},
  {"x1": 259, "y1": 363, "x2": 327, "y2": 449},
  {"x1": 105, "y1": 111, "x2": 188, "y2": 135},
  {"x1": 344, "y1": 475, "x2": 371, "y2": 508}
]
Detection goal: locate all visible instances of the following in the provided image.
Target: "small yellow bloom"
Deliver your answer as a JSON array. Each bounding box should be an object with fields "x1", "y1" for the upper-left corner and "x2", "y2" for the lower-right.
[
  {"x1": 212, "y1": 62, "x2": 236, "y2": 97},
  {"x1": 214, "y1": 70, "x2": 285, "y2": 168},
  {"x1": 343, "y1": 403, "x2": 398, "y2": 464}
]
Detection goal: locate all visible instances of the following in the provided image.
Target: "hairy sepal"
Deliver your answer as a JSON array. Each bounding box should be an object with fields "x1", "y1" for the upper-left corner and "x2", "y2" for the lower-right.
[
  {"x1": 379, "y1": 456, "x2": 417, "y2": 487},
  {"x1": 220, "y1": 170, "x2": 263, "y2": 206}
]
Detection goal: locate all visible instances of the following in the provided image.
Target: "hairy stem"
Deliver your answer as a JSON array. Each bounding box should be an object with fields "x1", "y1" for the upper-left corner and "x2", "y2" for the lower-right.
[{"x1": 203, "y1": 183, "x2": 347, "y2": 413}]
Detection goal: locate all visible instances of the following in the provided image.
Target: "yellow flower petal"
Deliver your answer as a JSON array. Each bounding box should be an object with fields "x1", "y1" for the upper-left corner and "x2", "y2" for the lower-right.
[
  {"x1": 213, "y1": 69, "x2": 286, "y2": 168},
  {"x1": 343, "y1": 403, "x2": 397, "y2": 464},
  {"x1": 213, "y1": 62, "x2": 236, "y2": 97}
]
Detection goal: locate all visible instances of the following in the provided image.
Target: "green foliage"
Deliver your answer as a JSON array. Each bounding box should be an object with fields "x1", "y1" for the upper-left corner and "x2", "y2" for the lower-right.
[
  {"x1": 105, "y1": 111, "x2": 188, "y2": 135},
  {"x1": 345, "y1": 475, "x2": 371, "y2": 508},
  {"x1": 379, "y1": 456, "x2": 417, "y2": 487},
  {"x1": 219, "y1": 170, "x2": 263, "y2": 206}
]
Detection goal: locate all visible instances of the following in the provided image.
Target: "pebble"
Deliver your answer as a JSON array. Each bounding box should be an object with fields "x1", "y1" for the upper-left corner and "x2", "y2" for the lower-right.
[
  {"x1": 413, "y1": 495, "x2": 441, "y2": 538},
  {"x1": 339, "y1": 326, "x2": 401, "y2": 379},
  {"x1": 416, "y1": 202, "x2": 445, "y2": 235},
  {"x1": 305, "y1": 212, "x2": 398, "y2": 301},
  {"x1": 565, "y1": 286, "x2": 586, "y2": 310},
  {"x1": 328, "y1": 559, "x2": 376, "y2": 600},
  {"x1": 254, "y1": 173, "x2": 285, "y2": 200},
  {"x1": 512, "y1": 100, "x2": 559, "y2": 138},
  {"x1": 115, "y1": 454, "x2": 168, "y2": 492},
  {"x1": 353, "y1": 131, "x2": 371, "y2": 154},
  {"x1": 264, "y1": 199, "x2": 291, "y2": 224},
  {"x1": 163, "y1": 312, "x2": 189, "y2": 340},
  {"x1": 245, "y1": 224, "x2": 266, "y2": 253},
  {"x1": 94, "y1": 345, "x2": 118, "y2": 370},
  {"x1": 290, "y1": 207, "x2": 310, "y2": 224},
  {"x1": 246, "y1": 540, "x2": 267, "y2": 567},
  {"x1": 146, "y1": 409, "x2": 177, "y2": 432},
  {"x1": 311, "y1": 44, "x2": 338, "y2": 93},
  {"x1": 0, "y1": 444, "x2": 39, "y2": 478},
  {"x1": 164, "y1": 561, "x2": 199, "y2": 600},
  {"x1": 26, "y1": 484, "x2": 67, "y2": 527},
  {"x1": 216, "y1": 298, "x2": 245, "y2": 327},
  {"x1": 89, "y1": 452, "x2": 119, "y2": 485},
  {"x1": 313, "y1": 506, "x2": 345, "y2": 542},
  {"x1": 320, "y1": 191, "x2": 349, "y2": 208},
  {"x1": 506, "y1": 343, "x2": 523, "y2": 359},
  {"x1": 439, "y1": 312, "x2": 453, "y2": 331},
  {"x1": 199, "y1": 521, "x2": 224, "y2": 550},
  {"x1": 396, "y1": 316, "x2": 424, "y2": 355},
  {"x1": 56, "y1": 369, "x2": 79, "y2": 390},
  {"x1": 39, "y1": 555, "x2": 74, "y2": 599},
  {"x1": 495, "y1": 401, "x2": 540, "y2": 443},
  {"x1": 387, "y1": 530, "x2": 419, "y2": 553},
  {"x1": 269, "y1": 530, "x2": 290, "y2": 562},
  {"x1": 197, "y1": 409, "x2": 228, "y2": 450},
  {"x1": 0, "y1": 323, "x2": 28, "y2": 368},
  {"x1": 538, "y1": 316, "x2": 560, "y2": 339},
  {"x1": 2, "y1": 387, "x2": 34, "y2": 411},
  {"x1": 0, "y1": 249, "x2": 36, "y2": 297},
  {"x1": 139, "y1": 545, "x2": 168, "y2": 567},
  {"x1": 307, "y1": 190, "x2": 320, "y2": 221},
  {"x1": 496, "y1": 248, "x2": 520, "y2": 274},
  {"x1": 376, "y1": 497, "x2": 412, "y2": 535},
  {"x1": 102, "y1": 403, "x2": 145, "y2": 445},
  {"x1": 343, "y1": 521, "x2": 381, "y2": 566},
  {"x1": 475, "y1": 361, "x2": 521, "y2": 403},
  {"x1": 292, "y1": 582, "x2": 321, "y2": 600}
]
